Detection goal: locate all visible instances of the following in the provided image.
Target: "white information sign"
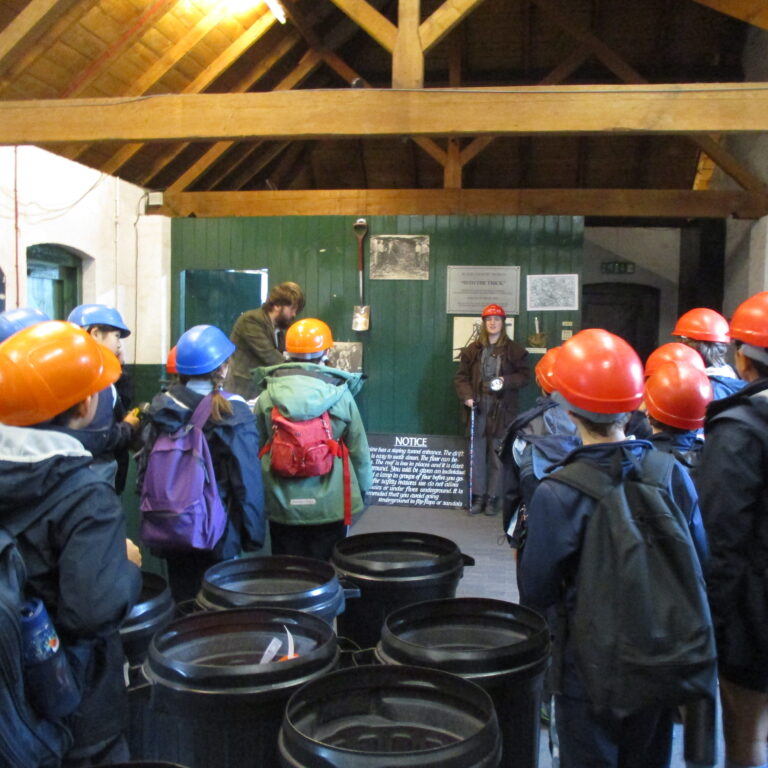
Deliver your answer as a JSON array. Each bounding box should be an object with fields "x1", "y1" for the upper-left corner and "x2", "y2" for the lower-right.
[{"x1": 446, "y1": 266, "x2": 520, "y2": 315}]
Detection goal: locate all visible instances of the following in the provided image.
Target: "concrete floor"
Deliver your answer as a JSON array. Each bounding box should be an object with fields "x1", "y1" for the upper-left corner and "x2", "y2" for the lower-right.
[{"x1": 350, "y1": 504, "x2": 723, "y2": 768}]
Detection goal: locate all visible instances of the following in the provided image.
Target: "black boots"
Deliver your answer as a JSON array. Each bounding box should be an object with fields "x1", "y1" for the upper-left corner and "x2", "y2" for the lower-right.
[
  {"x1": 485, "y1": 497, "x2": 501, "y2": 516},
  {"x1": 469, "y1": 494, "x2": 486, "y2": 515}
]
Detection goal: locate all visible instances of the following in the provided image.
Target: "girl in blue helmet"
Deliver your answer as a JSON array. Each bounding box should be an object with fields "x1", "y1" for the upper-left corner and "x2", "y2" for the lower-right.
[{"x1": 137, "y1": 325, "x2": 266, "y2": 602}]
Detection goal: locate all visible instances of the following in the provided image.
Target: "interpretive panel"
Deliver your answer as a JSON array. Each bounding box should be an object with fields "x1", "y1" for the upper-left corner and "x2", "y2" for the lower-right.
[{"x1": 366, "y1": 433, "x2": 468, "y2": 508}]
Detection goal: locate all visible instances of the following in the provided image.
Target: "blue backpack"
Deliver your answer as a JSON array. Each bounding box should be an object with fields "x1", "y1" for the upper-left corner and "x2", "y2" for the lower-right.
[
  {"x1": 0, "y1": 527, "x2": 72, "y2": 767},
  {"x1": 140, "y1": 393, "x2": 228, "y2": 552}
]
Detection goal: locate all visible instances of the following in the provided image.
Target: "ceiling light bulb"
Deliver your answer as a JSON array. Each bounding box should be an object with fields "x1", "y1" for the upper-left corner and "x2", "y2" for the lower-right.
[{"x1": 265, "y1": 0, "x2": 286, "y2": 23}]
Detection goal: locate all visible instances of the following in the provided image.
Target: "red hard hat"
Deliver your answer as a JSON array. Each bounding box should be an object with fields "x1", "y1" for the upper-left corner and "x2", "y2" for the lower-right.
[
  {"x1": 729, "y1": 291, "x2": 768, "y2": 348},
  {"x1": 644, "y1": 342, "x2": 705, "y2": 378},
  {"x1": 0, "y1": 321, "x2": 121, "y2": 427},
  {"x1": 644, "y1": 361, "x2": 713, "y2": 431},
  {"x1": 672, "y1": 308, "x2": 730, "y2": 343},
  {"x1": 166, "y1": 346, "x2": 178, "y2": 375},
  {"x1": 481, "y1": 304, "x2": 506, "y2": 318},
  {"x1": 551, "y1": 329, "x2": 644, "y2": 414},
  {"x1": 535, "y1": 347, "x2": 560, "y2": 394}
]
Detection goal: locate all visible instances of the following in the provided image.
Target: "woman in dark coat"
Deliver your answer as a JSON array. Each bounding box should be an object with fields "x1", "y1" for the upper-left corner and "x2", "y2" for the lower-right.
[{"x1": 454, "y1": 303, "x2": 530, "y2": 515}]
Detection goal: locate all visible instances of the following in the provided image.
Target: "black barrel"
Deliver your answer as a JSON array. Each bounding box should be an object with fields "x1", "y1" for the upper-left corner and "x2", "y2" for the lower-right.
[
  {"x1": 331, "y1": 531, "x2": 474, "y2": 649},
  {"x1": 120, "y1": 572, "x2": 176, "y2": 762},
  {"x1": 279, "y1": 664, "x2": 501, "y2": 767},
  {"x1": 196, "y1": 555, "x2": 358, "y2": 624},
  {"x1": 143, "y1": 607, "x2": 339, "y2": 768},
  {"x1": 376, "y1": 598, "x2": 550, "y2": 768}
]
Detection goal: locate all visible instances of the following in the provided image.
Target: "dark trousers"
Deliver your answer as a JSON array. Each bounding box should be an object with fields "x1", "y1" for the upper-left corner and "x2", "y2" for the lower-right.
[
  {"x1": 556, "y1": 694, "x2": 674, "y2": 768},
  {"x1": 164, "y1": 550, "x2": 221, "y2": 603},
  {"x1": 269, "y1": 519, "x2": 347, "y2": 561}
]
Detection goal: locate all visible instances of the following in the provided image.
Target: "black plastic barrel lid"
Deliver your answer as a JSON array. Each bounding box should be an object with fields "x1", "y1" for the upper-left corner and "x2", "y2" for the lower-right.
[
  {"x1": 332, "y1": 531, "x2": 465, "y2": 578},
  {"x1": 378, "y1": 598, "x2": 550, "y2": 677},
  {"x1": 281, "y1": 664, "x2": 501, "y2": 767},
  {"x1": 145, "y1": 607, "x2": 338, "y2": 694}
]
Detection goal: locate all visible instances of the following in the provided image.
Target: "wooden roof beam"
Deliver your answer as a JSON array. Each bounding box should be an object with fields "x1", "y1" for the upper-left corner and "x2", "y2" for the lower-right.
[
  {"x1": 151, "y1": 188, "x2": 768, "y2": 219},
  {"x1": 327, "y1": 0, "x2": 398, "y2": 52},
  {"x1": 688, "y1": 0, "x2": 768, "y2": 30},
  {"x1": 419, "y1": 0, "x2": 487, "y2": 52},
  {"x1": 4, "y1": 85, "x2": 768, "y2": 144},
  {"x1": 0, "y1": 0, "x2": 80, "y2": 74}
]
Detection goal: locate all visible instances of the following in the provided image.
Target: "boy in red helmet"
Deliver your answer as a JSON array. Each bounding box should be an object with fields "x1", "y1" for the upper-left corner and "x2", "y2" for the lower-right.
[{"x1": 519, "y1": 329, "x2": 711, "y2": 768}]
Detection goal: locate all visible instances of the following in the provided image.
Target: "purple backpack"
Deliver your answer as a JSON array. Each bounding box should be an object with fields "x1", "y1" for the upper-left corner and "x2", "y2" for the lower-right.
[{"x1": 140, "y1": 393, "x2": 227, "y2": 551}]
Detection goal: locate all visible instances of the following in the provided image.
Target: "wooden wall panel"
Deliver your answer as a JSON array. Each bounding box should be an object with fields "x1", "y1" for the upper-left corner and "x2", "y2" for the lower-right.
[{"x1": 171, "y1": 214, "x2": 583, "y2": 435}]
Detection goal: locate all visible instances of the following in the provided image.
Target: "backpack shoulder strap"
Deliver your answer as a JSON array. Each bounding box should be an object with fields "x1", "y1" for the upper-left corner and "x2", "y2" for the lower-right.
[
  {"x1": 636, "y1": 449, "x2": 676, "y2": 489},
  {"x1": 548, "y1": 459, "x2": 617, "y2": 501},
  {"x1": 188, "y1": 393, "x2": 214, "y2": 431}
]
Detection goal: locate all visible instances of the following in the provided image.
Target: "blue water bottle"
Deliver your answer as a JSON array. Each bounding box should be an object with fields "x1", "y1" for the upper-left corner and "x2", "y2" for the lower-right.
[{"x1": 20, "y1": 598, "x2": 80, "y2": 719}]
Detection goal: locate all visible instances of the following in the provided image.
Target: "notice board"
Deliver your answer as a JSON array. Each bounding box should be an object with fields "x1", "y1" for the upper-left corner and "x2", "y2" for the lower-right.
[{"x1": 367, "y1": 433, "x2": 468, "y2": 508}]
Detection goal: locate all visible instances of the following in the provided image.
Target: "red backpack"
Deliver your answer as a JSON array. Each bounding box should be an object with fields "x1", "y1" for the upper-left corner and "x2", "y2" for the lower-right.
[
  {"x1": 260, "y1": 407, "x2": 340, "y2": 477},
  {"x1": 259, "y1": 406, "x2": 353, "y2": 525}
]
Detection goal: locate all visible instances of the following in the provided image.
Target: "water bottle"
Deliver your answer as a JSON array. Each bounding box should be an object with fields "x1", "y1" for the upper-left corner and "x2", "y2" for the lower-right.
[{"x1": 20, "y1": 598, "x2": 80, "y2": 719}]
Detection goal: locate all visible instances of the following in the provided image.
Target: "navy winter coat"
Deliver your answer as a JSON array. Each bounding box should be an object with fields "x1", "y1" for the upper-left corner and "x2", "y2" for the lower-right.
[
  {"x1": 138, "y1": 384, "x2": 266, "y2": 557},
  {"x1": 518, "y1": 439, "x2": 707, "y2": 699}
]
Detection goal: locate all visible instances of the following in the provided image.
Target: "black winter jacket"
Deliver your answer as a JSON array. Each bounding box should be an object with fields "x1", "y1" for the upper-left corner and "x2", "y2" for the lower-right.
[
  {"x1": 0, "y1": 425, "x2": 141, "y2": 754},
  {"x1": 698, "y1": 378, "x2": 768, "y2": 688}
]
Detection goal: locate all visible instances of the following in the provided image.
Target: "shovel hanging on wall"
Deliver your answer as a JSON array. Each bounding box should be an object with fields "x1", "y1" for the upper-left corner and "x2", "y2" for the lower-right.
[{"x1": 352, "y1": 217, "x2": 370, "y2": 331}]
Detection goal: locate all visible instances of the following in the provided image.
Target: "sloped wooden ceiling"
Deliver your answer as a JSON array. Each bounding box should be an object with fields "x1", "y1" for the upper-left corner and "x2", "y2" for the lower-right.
[{"x1": 0, "y1": 0, "x2": 767, "y2": 218}]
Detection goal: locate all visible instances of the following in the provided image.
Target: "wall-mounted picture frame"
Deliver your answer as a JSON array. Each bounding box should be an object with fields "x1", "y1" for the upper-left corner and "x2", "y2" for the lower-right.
[
  {"x1": 526, "y1": 273, "x2": 580, "y2": 311},
  {"x1": 369, "y1": 235, "x2": 430, "y2": 280},
  {"x1": 446, "y1": 266, "x2": 520, "y2": 315}
]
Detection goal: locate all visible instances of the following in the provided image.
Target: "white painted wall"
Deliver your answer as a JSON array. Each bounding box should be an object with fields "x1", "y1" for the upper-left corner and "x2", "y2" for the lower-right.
[
  {"x1": 0, "y1": 146, "x2": 171, "y2": 363},
  {"x1": 583, "y1": 226, "x2": 681, "y2": 343}
]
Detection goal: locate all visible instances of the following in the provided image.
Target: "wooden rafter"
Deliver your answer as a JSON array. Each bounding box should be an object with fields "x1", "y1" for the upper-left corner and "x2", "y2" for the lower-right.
[
  {"x1": 152, "y1": 188, "x2": 768, "y2": 219},
  {"x1": 688, "y1": 0, "x2": 768, "y2": 30},
  {"x1": 531, "y1": 0, "x2": 768, "y2": 192},
  {"x1": 0, "y1": 0, "x2": 80, "y2": 74},
  {"x1": 419, "y1": 0, "x2": 487, "y2": 51},
  {"x1": 136, "y1": 31, "x2": 302, "y2": 187},
  {"x1": 59, "y1": 0, "x2": 178, "y2": 98},
  {"x1": 0, "y1": 0, "x2": 100, "y2": 91},
  {"x1": 3, "y1": 84, "x2": 768, "y2": 145},
  {"x1": 327, "y1": 0, "x2": 398, "y2": 52},
  {"x1": 95, "y1": 9, "x2": 277, "y2": 176}
]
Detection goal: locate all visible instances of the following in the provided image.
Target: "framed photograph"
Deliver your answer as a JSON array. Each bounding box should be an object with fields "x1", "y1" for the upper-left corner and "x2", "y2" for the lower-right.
[
  {"x1": 452, "y1": 316, "x2": 515, "y2": 361},
  {"x1": 526, "y1": 274, "x2": 579, "y2": 311},
  {"x1": 446, "y1": 266, "x2": 520, "y2": 315},
  {"x1": 327, "y1": 341, "x2": 363, "y2": 372},
  {"x1": 369, "y1": 235, "x2": 430, "y2": 280}
]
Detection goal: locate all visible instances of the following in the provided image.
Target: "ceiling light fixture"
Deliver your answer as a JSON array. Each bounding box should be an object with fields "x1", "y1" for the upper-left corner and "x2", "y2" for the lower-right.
[{"x1": 264, "y1": 0, "x2": 287, "y2": 23}]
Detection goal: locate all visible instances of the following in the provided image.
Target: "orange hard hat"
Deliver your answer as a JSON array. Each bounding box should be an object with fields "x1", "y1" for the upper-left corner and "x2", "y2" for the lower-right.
[
  {"x1": 644, "y1": 361, "x2": 713, "y2": 431},
  {"x1": 672, "y1": 308, "x2": 730, "y2": 343},
  {"x1": 0, "y1": 321, "x2": 121, "y2": 427},
  {"x1": 644, "y1": 342, "x2": 705, "y2": 378},
  {"x1": 481, "y1": 304, "x2": 506, "y2": 318},
  {"x1": 166, "y1": 346, "x2": 178, "y2": 375},
  {"x1": 551, "y1": 329, "x2": 644, "y2": 415},
  {"x1": 729, "y1": 291, "x2": 768, "y2": 348},
  {"x1": 535, "y1": 347, "x2": 560, "y2": 394},
  {"x1": 285, "y1": 318, "x2": 333, "y2": 356}
]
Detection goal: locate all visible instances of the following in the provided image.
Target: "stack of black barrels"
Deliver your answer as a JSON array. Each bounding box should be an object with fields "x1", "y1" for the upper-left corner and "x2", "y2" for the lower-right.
[{"x1": 119, "y1": 531, "x2": 551, "y2": 768}]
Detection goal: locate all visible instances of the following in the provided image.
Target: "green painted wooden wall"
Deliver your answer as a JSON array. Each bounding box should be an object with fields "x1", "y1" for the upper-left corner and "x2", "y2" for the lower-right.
[{"x1": 171, "y1": 215, "x2": 584, "y2": 436}]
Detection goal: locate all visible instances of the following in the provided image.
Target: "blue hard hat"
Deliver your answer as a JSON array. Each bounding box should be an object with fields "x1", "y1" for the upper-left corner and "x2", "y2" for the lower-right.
[
  {"x1": 175, "y1": 325, "x2": 235, "y2": 376},
  {"x1": 67, "y1": 304, "x2": 131, "y2": 338},
  {"x1": 0, "y1": 307, "x2": 50, "y2": 343}
]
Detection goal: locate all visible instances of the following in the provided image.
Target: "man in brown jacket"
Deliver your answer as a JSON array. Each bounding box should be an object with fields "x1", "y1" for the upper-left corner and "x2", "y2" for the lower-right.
[{"x1": 224, "y1": 281, "x2": 305, "y2": 399}]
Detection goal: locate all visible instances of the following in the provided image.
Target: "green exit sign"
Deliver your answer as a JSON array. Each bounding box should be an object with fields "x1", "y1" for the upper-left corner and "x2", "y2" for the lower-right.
[{"x1": 601, "y1": 260, "x2": 635, "y2": 275}]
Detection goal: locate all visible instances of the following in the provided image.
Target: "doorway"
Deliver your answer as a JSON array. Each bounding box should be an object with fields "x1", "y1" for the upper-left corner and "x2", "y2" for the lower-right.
[{"x1": 582, "y1": 283, "x2": 660, "y2": 364}]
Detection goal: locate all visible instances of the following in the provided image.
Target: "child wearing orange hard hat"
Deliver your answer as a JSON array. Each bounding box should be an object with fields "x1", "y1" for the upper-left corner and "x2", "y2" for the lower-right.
[{"x1": 0, "y1": 321, "x2": 142, "y2": 764}]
